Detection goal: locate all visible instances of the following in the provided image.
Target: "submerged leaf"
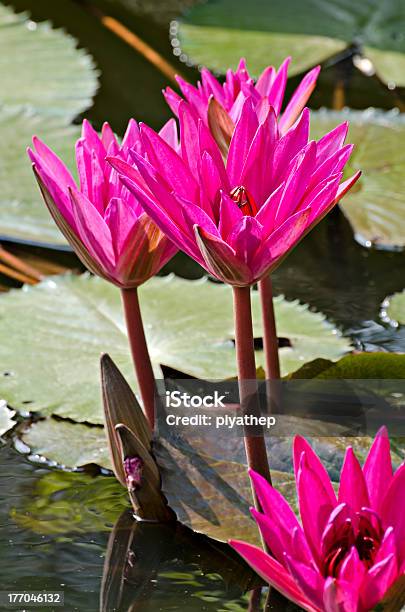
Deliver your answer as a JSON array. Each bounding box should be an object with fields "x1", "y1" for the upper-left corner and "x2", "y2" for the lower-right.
[
  {"x1": 0, "y1": 274, "x2": 350, "y2": 423},
  {"x1": 176, "y1": 0, "x2": 405, "y2": 86},
  {"x1": 0, "y1": 4, "x2": 98, "y2": 119},
  {"x1": 11, "y1": 470, "x2": 128, "y2": 535}
]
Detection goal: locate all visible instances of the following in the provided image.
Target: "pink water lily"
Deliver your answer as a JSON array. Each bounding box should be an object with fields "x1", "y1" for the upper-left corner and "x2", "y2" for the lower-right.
[
  {"x1": 28, "y1": 118, "x2": 178, "y2": 288},
  {"x1": 230, "y1": 428, "x2": 405, "y2": 611},
  {"x1": 164, "y1": 57, "x2": 320, "y2": 135},
  {"x1": 108, "y1": 100, "x2": 360, "y2": 287}
]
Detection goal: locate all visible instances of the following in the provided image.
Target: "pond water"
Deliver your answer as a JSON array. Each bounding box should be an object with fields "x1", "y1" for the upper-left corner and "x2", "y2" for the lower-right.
[
  {"x1": 0, "y1": 441, "x2": 270, "y2": 611},
  {"x1": 0, "y1": 0, "x2": 404, "y2": 610}
]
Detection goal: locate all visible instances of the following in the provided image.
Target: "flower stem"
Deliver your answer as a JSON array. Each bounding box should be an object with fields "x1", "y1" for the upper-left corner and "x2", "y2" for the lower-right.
[
  {"x1": 121, "y1": 287, "x2": 156, "y2": 430},
  {"x1": 233, "y1": 286, "x2": 272, "y2": 500},
  {"x1": 258, "y1": 275, "x2": 280, "y2": 380}
]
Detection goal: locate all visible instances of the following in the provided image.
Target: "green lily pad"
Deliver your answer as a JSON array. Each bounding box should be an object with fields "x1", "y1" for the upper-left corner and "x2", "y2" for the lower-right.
[
  {"x1": 290, "y1": 352, "x2": 405, "y2": 379},
  {"x1": 381, "y1": 291, "x2": 405, "y2": 326},
  {"x1": 0, "y1": 108, "x2": 80, "y2": 245},
  {"x1": 176, "y1": 0, "x2": 405, "y2": 86},
  {"x1": 0, "y1": 400, "x2": 16, "y2": 436},
  {"x1": 0, "y1": 4, "x2": 98, "y2": 119},
  {"x1": 311, "y1": 109, "x2": 405, "y2": 250},
  {"x1": 0, "y1": 274, "x2": 350, "y2": 424},
  {"x1": 21, "y1": 418, "x2": 111, "y2": 469}
]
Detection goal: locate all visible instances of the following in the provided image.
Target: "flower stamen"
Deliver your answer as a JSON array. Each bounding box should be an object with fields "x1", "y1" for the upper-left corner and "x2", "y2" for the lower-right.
[{"x1": 230, "y1": 186, "x2": 258, "y2": 216}]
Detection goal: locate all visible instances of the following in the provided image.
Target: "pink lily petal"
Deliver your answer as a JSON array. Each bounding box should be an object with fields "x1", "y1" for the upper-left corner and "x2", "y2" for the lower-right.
[
  {"x1": 115, "y1": 213, "x2": 170, "y2": 287},
  {"x1": 240, "y1": 109, "x2": 278, "y2": 205},
  {"x1": 374, "y1": 527, "x2": 397, "y2": 566},
  {"x1": 218, "y1": 191, "x2": 243, "y2": 241},
  {"x1": 198, "y1": 120, "x2": 230, "y2": 190},
  {"x1": 32, "y1": 137, "x2": 76, "y2": 187},
  {"x1": 272, "y1": 108, "x2": 310, "y2": 186},
  {"x1": 339, "y1": 546, "x2": 366, "y2": 585},
  {"x1": 284, "y1": 554, "x2": 325, "y2": 609},
  {"x1": 252, "y1": 206, "x2": 310, "y2": 279},
  {"x1": 297, "y1": 451, "x2": 337, "y2": 564},
  {"x1": 268, "y1": 57, "x2": 291, "y2": 115},
  {"x1": 255, "y1": 65, "x2": 276, "y2": 97},
  {"x1": 69, "y1": 187, "x2": 115, "y2": 272},
  {"x1": 81, "y1": 119, "x2": 106, "y2": 163},
  {"x1": 304, "y1": 174, "x2": 341, "y2": 224},
  {"x1": 176, "y1": 193, "x2": 220, "y2": 238},
  {"x1": 251, "y1": 507, "x2": 293, "y2": 567},
  {"x1": 316, "y1": 122, "x2": 348, "y2": 165},
  {"x1": 229, "y1": 540, "x2": 319, "y2": 612},
  {"x1": 229, "y1": 90, "x2": 247, "y2": 124},
  {"x1": 176, "y1": 75, "x2": 208, "y2": 120},
  {"x1": 200, "y1": 151, "x2": 224, "y2": 216},
  {"x1": 104, "y1": 197, "x2": 138, "y2": 257},
  {"x1": 290, "y1": 525, "x2": 317, "y2": 568},
  {"x1": 381, "y1": 463, "x2": 405, "y2": 565},
  {"x1": 163, "y1": 86, "x2": 183, "y2": 117},
  {"x1": 159, "y1": 118, "x2": 179, "y2": 150},
  {"x1": 274, "y1": 140, "x2": 317, "y2": 224},
  {"x1": 119, "y1": 172, "x2": 203, "y2": 264},
  {"x1": 293, "y1": 436, "x2": 337, "y2": 505},
  {"x1": 195, "y1": 225, "x2": 252, "y2": 286},
  {"x1": 90, "y1": 149, "x2": 107, "y2": 214},
  {"x1": 228, "y1": 216, "x2": 263, "y2": 264},
  {"x1": 321, "y1": 503, "x2": 351, "y2": 558},
  {"x1": 309, "y1": 144, "x2": 354, "y2": 190},
  {"x1": 249, "y1": 469, "x2": 301, "y2": 532},
  {"x1": 227, "y1": 98, "x2": 258, "y2": 185},
  {"x1": 363, "y1": 426, "x2": 393, "y2": 514},
  {"x1": 101, "y1": 122, "x2": 118, "y2": 152},
  {"x1": 106, "y1": 154, "x2": 150, "y2": 196},
  {"x1": 279, "y1": 65, "x2": 321, "y2": 134},
  {"x1": 178, "y1": 101, "x2": 200, "y2": 178},
  {"x1": 338, "y1": 447, "x2": 370, "y2": 511},
  {"x1": 303, "y1": 172, "x2": 360, "y2": 236},
  {"x1": 121, "y1": 118, "x2": 141, "y2": 150},
  {"x1": 28, "y1": 155, "x2": 76, "y2": 229},
  {"x1": 361, "y1": 554, "x2": 397, "y2": 610},
  {"x1": 201, "y1": 68, "x2": 226, "y2": 106},
  {"x1": 323, "y1": 577, "x2": 358, "y2": 612},
  {"x1": 140, "y1": 124, "x2": 198, "y2": 201},
  {"x1": 332, "y1": 170, "x2": 361, "y2": 204}
]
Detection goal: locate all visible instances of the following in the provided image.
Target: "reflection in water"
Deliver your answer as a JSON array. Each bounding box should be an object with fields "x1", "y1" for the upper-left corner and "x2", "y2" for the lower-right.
[{"x1": 100, "y1": 509, "x2": 265, "y2": 611}]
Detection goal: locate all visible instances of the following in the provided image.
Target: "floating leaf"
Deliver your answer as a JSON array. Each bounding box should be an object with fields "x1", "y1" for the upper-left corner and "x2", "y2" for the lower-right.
[
  {"x1": 0, "y1": 274, "x2": 349, "y2": 423},
  {"x1": 176, "y1": 0, "x2": 405, "y2": 86},
  {"x1": 381, "y1": 290, "x2": 405, "y2": 326},
  {"x1": 0, "y1": 109, "x2": 79, "y2": 245},
  {"x1": 311, "y1": 109, "x2": 405, "y2": 250},
  {"x1": 290, "y1": 352, "x2": 405, "y2": 379},
  {"x1": 0, "y1": 400, "x2": 16, "y2": 436},
  {"x1": 0, "y1": 4, "x2": 98, "y2": 119},
  {"x1": 21, "y1": 418, "x2": 111, "y2": 469}
]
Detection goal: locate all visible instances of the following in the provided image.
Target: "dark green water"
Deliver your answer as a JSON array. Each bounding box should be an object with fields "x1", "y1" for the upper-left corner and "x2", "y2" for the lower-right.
[{"x1": 0, "y1": 0, "x2": 405, "y2": 610}]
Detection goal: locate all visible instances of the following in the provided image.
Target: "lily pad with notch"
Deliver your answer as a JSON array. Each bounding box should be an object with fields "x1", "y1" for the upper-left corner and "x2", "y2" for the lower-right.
[
  {"x1": 0, "y1": 273, "x2": 350, "y2": 424},
  {"x1": 176, "y1": 0, "x2": 405, "y2": 87}
]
